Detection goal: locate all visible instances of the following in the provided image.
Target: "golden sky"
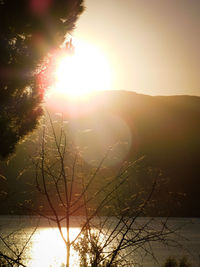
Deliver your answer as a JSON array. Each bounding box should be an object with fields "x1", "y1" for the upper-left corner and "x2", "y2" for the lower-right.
[{"x1": 73, "y1": 0, "x2": 200, "y2": 96}]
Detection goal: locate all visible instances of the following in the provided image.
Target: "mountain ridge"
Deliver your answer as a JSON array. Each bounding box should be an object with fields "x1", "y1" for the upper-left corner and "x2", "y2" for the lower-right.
[{"x1": 1, "y1": 90, "x2": 200, "y2": 216}]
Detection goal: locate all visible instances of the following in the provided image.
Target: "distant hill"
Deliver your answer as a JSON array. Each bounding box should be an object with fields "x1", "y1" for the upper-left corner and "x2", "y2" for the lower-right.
[
  {"x1": 1, "y1": 90, "x2": 200, "y2": 216},
  {"x1": 56, "y1": 90, "x2": 200, "y2": 216}
]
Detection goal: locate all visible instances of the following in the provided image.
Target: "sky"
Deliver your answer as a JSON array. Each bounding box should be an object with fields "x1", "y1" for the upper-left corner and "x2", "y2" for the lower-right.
[{"x1": 73, "y1": 0, "x2": 200, "y2": 96}]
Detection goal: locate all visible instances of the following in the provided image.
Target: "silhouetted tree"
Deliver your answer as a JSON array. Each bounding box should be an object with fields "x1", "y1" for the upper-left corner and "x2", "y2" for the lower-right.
[
  {"x1": 28, "y1": 114, "x2": 179, "y2": 267},
  {"x1": 0, "y1": 0, "x2": 84, "y2": 158}
]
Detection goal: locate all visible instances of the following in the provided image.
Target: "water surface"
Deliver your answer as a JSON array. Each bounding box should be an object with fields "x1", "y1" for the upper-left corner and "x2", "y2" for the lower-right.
[{"x1": 0, "y1": 216, "x2": 199, "y2": 267}]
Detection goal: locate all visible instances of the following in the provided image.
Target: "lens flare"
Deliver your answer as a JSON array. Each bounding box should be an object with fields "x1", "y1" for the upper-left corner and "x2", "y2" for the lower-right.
[{"x1": 71, "y1": 114, "x2": 132, "y2": 166}]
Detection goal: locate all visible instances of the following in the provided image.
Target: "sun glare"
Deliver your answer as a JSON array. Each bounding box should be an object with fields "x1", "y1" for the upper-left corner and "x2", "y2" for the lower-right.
[
  {"x1": 29, "y1": 227, "x2": 80, "y2": 267},
  {"x1": 51, "y1": 40, "x2": 112, "y2": 98}
]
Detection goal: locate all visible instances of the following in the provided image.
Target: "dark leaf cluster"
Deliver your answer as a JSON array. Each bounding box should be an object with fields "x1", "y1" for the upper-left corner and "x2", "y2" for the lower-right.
[{"x1": 0, "y1": 0, "x2": 84, "y2": 158}]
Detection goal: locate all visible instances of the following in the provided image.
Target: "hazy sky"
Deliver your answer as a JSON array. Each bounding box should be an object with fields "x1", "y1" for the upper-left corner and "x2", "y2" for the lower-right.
[{"x1": 73, "y1": 0, "x2": 200, "y2": 96}]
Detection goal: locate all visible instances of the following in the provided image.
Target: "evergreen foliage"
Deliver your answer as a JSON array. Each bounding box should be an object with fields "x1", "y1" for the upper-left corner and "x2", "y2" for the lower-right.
[{"x1": 0, "y1": 0, "x2": 84, "y2": 158}]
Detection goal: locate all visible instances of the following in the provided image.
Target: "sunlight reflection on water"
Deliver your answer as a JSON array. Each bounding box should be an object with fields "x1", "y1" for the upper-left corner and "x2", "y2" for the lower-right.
[
  {"x1": 1, "y1": 216, "x2": 200, "y2": 267},
  {"x1": 28, "y1": 227, "x2": 80, "y2": 267}
]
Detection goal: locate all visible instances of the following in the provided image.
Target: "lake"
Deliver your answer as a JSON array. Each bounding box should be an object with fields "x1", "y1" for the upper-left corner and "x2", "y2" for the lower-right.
[{"x1": 0, "y1": 216, "x2": 200, "y2": 267}]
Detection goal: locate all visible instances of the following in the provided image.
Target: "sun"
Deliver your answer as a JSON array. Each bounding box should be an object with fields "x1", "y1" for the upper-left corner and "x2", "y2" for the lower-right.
[{"x1": 50, "y1": 40, "x2": 112, "y2": 98}]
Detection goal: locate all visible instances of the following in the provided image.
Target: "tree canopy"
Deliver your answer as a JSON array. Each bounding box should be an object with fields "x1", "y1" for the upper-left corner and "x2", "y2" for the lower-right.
[{"x1": 0, "y1": 0, "x2": 84, "y2": 158}]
